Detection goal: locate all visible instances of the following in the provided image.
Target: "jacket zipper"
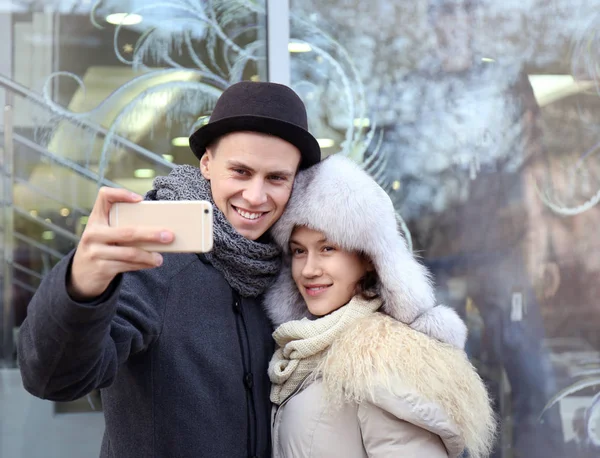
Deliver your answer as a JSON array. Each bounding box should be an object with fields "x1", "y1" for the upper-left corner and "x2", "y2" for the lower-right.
[
  {"x1": 232, "y1": 291, "x2": 258, "y2": 458},
  {"x1": 271, "y1": 375, "x2": 312, "y2": 456}
]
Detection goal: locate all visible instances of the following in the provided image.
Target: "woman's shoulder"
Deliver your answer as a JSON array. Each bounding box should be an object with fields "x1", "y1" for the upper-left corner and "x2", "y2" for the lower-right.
[
  {"x1": 321, "y1": 313, "x2": 473, "y2": 386},
  {"x1": 319, "y1": 313, "x2": 496, "y2": 458},
  {"x1": 357, "y1": 388, "x2": 465, "y2": 457}
]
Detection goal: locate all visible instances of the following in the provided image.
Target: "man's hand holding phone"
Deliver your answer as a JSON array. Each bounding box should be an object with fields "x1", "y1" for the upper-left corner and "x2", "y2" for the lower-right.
[{"x1": 68, "y1": 187, "x2": 174, "y2": 301}]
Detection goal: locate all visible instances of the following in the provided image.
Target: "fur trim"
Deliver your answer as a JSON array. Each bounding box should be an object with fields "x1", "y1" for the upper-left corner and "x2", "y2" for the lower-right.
[
  {"x1": 411, "y1": 305, "x2": 468, "y2": 349},
  {"x1": 263, "y1": 263, "x2": 308, "y2": 326},
  {"x1": 264, "y1": 155, "x2": 466, "y2": 348},
  {"x1": 319, "y1": 314, "x2": 496, "y2": 458}
]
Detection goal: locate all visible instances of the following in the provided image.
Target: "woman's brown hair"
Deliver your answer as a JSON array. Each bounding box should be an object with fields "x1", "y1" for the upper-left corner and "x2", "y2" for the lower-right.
[{"x1": 354, "y1": 254, "x2": 380, "y2": 300}]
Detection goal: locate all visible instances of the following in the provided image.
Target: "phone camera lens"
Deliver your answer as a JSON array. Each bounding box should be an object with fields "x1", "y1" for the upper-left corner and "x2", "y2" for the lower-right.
[{"x1": 204, "y1": 209, "x2": 209, "y2": 214}]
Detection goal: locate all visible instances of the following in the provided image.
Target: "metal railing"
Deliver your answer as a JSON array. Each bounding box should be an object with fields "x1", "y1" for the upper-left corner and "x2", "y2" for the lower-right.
[
  {"x1": 1, "y1": 91, "x2": 14, "y2": 364},
  {"x1": 0, "y1": 74, "x2": 176, "y2": 170}
]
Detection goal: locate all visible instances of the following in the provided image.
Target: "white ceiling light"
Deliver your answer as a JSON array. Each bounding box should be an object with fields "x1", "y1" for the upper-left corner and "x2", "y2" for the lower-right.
[
  {"x1": 353, "y1": 118, "x2": 371, "y2": 128},
  {"x1": 134, "y1": 168, "x2": 156, "y2": 179},
  {"x1": 162, "y1": 154, "x2": 175, "y2": 162},
  {"x1": 317, "y1": 138, "x2": 335, "y2": 149},
  {"x1": 481, "y1": 57, "x2": 496, "y2": 63},
  {"x1": 288, "y1": 42, "x2": 312, "y2": 53},
  {"x1": 171, "y1": 137, "x2": 190, "y2": 147},
  {"x1": 528, "y1": 74, "x2": 594, "y2": 106},
  {"x1": 106, "y1": 13, "x2": 143, "y2": 26}
]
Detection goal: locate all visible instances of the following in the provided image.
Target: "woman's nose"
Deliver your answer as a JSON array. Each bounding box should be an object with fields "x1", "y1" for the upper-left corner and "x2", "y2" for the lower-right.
[{"x1": 302, "y1": 255, "x2": 322, "y2": 278}]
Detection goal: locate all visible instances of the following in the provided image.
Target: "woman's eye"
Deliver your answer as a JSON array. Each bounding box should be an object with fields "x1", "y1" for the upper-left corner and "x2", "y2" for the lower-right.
[
  {"x1": 322, "y1": 246, "x2": 335, "y2": 252},
  {"x1": 292, "y1": 248, "x2": 304, "y2": 255}
]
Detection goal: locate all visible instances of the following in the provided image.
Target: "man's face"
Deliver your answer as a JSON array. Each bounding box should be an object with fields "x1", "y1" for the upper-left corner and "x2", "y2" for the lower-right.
[{"x1": 200, "y1": 131, "x2": 301, "y2": 240}]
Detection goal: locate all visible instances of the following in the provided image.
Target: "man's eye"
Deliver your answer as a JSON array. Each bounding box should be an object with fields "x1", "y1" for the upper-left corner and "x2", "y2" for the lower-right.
[
  {"x1": 233, "y1": 169, "x2": 248, "y2": 176},
  {"x1": 322, "y1": 246, "x2": 335, "y2": 252},
  {"x1": 269, "y1": 175, "x2": 286, "y2": 182}
]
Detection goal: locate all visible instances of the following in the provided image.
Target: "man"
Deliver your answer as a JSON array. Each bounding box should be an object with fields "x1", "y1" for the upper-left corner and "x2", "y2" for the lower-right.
[{"x1": 17, "y1": 82, "x2": 321, "y2": 458}]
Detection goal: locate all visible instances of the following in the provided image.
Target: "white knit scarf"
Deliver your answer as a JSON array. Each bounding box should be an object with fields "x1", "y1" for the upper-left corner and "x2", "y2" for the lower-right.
[{"x1": 268, "y1": 296, "x2": 382, "y2": 405}]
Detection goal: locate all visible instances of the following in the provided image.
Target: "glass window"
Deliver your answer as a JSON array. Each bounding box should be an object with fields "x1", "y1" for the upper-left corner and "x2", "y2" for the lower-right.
[
  {"x1": 289, "y1": 1, "x2": 600, "y2": 456},
  {"x1": 1, "y1": 2, "x2": 267, "y2": 456}
]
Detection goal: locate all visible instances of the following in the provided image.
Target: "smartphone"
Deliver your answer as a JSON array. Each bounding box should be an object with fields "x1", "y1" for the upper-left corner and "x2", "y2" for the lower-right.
[{"x1": 109, "y1": 201, "x2": 213, "y2": 253}]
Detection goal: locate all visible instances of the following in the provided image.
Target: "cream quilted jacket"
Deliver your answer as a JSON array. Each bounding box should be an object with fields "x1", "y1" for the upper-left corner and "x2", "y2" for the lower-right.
[{"x1": 271, "y1": 313, "x2": 496, "y2": 458}]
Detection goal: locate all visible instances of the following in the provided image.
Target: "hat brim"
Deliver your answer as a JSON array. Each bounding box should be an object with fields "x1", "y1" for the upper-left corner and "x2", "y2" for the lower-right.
[{"x1": 189, "y1": 115, "x2": 321, "y2": 170}]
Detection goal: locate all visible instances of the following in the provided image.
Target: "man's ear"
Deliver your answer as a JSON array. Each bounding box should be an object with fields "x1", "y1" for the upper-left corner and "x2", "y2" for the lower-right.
[{"x1": 200, "y1": 152, "x2": 211, "y2": 180}]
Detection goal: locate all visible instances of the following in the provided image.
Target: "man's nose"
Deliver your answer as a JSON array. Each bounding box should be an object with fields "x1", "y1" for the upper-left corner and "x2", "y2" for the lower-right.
[{"x1": 242, "y1": 179, "x2": 268, "y2": 206}]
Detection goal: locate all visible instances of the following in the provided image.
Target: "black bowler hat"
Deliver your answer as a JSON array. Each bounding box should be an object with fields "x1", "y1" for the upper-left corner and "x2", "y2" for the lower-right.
[{"x1": 189, "y1": 81, "x2": 321, "y2": 169}]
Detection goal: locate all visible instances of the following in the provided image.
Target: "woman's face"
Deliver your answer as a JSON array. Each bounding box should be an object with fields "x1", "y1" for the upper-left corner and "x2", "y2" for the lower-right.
[{"x1": 290, "y1": 226, "x2": 371, "y2": 316}]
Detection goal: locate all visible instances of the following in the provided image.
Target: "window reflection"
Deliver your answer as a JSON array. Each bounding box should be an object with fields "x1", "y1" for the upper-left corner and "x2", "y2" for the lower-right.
[{"x1": 290, "y1": 0, "x2": 600, "y2": 456}]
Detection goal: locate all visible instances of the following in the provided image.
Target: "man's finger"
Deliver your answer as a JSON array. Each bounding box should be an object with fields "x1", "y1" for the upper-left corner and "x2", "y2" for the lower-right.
[
  {"x1": 92, "y1": 245, "x2": 163, "y2": 268},
  {"x1": 89, "y1": 187, "x2": 143, "y2": 225},
  {"x1": 84, "y1": 226, "x2": 174, "y2": 246},
  {"x1": 101, "y1": 260, "x2": 163, "y2": 277}
]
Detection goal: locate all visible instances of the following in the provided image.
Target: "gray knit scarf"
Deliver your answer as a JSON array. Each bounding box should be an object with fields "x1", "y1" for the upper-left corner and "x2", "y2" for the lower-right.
[{"x1": 145, "y1": 165, "x2": 282, "y2": 297}]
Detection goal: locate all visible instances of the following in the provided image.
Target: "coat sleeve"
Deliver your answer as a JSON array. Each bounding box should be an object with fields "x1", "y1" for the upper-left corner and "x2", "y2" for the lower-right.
[
  {"x1": 357, "y1": 400, "x2": 450, "y2": 458},
  {"x1": 17, "y1": 251, "x2": 168, "y2": 402}
]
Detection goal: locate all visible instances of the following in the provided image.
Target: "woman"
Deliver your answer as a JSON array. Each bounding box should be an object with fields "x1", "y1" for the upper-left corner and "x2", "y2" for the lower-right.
[{"x1": 264, "y1": 155, "x2": 496, "y2": 458}]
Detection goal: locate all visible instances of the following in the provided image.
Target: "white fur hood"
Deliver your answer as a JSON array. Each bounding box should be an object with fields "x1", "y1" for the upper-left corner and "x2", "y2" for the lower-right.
[{"x1": 264, "y1": 155, "x2": 467, "y2": 349}]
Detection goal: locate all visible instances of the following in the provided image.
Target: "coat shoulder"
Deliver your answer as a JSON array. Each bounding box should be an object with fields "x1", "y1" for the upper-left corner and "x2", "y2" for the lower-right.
[
  {"x1": 319, "y1": 313, "x2": 496, "y2": 458},
  {"x1": 357, "y1": 390, "x2": 464, "y2": 457},
  {"x1": 158, "y1": 253, "x2": 205, "y2": 280}
]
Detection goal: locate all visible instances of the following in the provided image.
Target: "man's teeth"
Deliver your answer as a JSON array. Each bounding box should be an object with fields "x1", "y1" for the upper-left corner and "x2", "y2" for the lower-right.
[{"x1": 236, "y1": 207, "x2": 263, "y2": 220}]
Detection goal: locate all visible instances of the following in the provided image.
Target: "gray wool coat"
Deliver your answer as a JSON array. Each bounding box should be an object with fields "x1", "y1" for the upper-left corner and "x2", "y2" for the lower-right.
[{"x1": 17, "y1": 251, "x2": 274, "y2": 457}]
